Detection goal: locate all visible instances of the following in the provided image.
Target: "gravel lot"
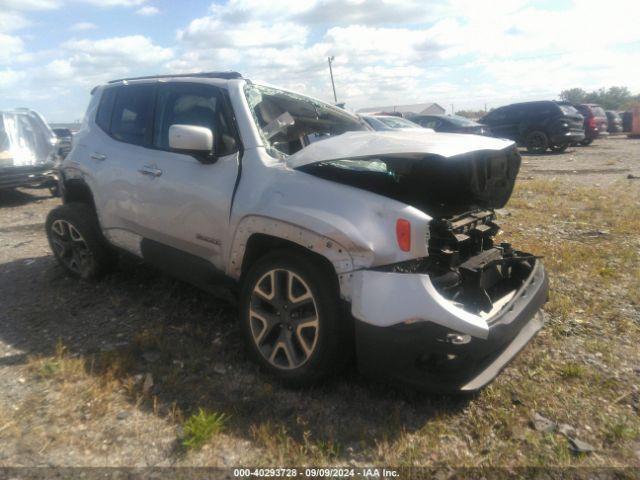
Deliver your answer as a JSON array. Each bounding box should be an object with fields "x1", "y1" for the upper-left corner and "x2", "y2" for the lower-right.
[{"x1": 1, "y1": 135, "x2": 639, "y2": 469}]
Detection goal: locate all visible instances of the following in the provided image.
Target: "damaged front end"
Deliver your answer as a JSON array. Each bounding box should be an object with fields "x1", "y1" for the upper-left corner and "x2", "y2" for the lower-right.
[
  {"x1": 293, "y1": 134, "x2": 548, "y2": 392},
  {"x1": 348, "y1": 206, "x2": 547, "y2": 393},
  {"x1": 0, "y1": 109, "x2": 59, "y2": 191},
  {"x1": 397, "y1": 209, "x2": 539, "y2": 318}
]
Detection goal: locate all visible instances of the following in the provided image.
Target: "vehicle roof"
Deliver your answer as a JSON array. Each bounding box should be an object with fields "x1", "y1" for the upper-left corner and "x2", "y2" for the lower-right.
[
  {"x1": 363, "y1": 114, "x2": 401, "y2": 119},
  {"x1": 577, "y1": 103, "x2": 606, "y2": 109},
  {"x1": 498, "y1": 100, "x2": 559, "y2": 108},
  {"x1": 107, "y1": 71, "x2": 243, "y2": 84},
  {"x1": 94, "y1": 71, "x2": 245, "y2": 93},
  {"x1": 413, "y1": 113, "x2": 480, "y2": 122}
]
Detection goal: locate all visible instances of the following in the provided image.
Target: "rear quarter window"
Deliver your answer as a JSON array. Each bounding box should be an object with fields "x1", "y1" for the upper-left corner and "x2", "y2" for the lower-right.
[
  {"x1": 482, "y1": 108, "x2": 507, "y2": 123},
  {"x1": 96, "y1": 87, "x2": 117, "y2": 133},
  {"x1": 558, "y1": 104, "x2": 579, "y2": 116},
  {"x1": 419, "y1": 117, "x2": 440, "y2": 128}
]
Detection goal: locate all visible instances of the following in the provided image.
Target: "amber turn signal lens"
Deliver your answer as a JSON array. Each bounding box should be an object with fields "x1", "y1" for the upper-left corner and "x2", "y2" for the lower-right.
[{"x1": 396, "y1": 218, "x2": 411, "y2": 252}]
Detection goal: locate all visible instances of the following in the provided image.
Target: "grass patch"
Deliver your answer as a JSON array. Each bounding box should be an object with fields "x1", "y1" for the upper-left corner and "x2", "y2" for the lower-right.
[
  {"x1": 558, "y1": 362, "x2": 586, "y2": 379},
  {"x1": 605, "y1": 420, "x2": 639, "y2": 444},
  {"x1": 37, "y1": 359, "x2": 61, "y2": 378},
  {"x1": 182, "y1": 409, "x2": 229, "y2": 450}
]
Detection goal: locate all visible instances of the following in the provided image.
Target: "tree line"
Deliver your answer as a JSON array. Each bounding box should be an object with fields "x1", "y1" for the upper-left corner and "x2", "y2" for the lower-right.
[{"x1": 559, "y1": 86, "x2": 639, "y2": 110}]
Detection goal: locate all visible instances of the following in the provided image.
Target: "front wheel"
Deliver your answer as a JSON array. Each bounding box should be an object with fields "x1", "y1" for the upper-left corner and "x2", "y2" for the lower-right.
[
  {"x1": 45, "y1": 203, "x2": 116, "y2": 280},
  {"x1": 525, "y1": 130, "x2": 549, "y2": 154},
  {"x1": 240, "y1": 250, "x2": 350, "y2": 386},
  {"x1": 549, "y1": 143, "x2": 569, "y2": 153}
]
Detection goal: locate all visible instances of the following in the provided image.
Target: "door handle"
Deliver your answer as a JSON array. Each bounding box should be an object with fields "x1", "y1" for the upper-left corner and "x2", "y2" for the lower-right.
[
  {"x1": 90, "y1": 152, "x2": 106, "y2": 161},
  {"x1": 138, "y1": 165, "x2": 163, "y2": 177}
]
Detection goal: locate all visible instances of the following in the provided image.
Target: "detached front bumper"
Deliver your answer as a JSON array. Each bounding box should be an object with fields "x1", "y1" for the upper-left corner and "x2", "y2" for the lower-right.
[
  {"x1": 350, "y1": 260, "x2": 548, "y2": 393},
  {"x1": 0, "y1": 164, "x2": 57, "y2": 190}
]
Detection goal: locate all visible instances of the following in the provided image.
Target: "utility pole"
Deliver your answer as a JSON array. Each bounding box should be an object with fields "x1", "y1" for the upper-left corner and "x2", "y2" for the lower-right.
[
  {"x1": 451, "y1": 104, "x2": 454, "y2": 115},
  {"x1": 328, "y1": 56, "x2": 337, "y2": 103}
]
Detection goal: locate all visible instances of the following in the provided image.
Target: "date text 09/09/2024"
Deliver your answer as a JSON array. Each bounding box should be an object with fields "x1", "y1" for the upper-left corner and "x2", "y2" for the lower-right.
[{"x1": 233, "y1": 468, "x2": 400, "y2": 478}]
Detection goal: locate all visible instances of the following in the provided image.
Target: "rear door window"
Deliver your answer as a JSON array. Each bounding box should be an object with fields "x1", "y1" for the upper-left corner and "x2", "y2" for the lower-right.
[
  {"x1": 110, "y1": 84, "x2": 156, "y2": 146},
  {"x1": 529, "y1": 103, "x2": 555, "y2": 117}
]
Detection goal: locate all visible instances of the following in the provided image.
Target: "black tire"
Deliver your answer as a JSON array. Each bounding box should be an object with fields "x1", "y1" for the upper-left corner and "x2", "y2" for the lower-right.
[
  {"x1": 49, "y1": 183, "x2": 60, "y2": 197},
  {"x1": 45, "y1": 202, "x2": 116, "y2": 280},
  {"x1": 549, "y1": 143, "x2": 569, "y2": 153},
  {"x1": 525, "y1": 130, "x2": 549, "y2": 154},
  {"x1": 579, "y1": 137, "x2": 593, "y2": 146},
  {"x1": 240, "y1": 249, "x2": 351, "y2": 387}
]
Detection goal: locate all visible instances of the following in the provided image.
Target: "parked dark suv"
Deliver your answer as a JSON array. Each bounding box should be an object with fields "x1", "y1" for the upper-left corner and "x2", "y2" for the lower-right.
[
  {"x1": 575, "y1": 104, "x2": 608, "y2": 145},
  {"x1": 605, "y1": 111, "x2": 623, "y2": 134},
  {"x1": 479, "y1": 101, "x2": 585, "y2": 153}
]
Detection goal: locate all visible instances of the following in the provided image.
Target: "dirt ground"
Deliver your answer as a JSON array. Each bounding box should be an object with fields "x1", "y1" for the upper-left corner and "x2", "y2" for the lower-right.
[{"x1": 1, "y1": 135, "x2": 639, "y2": 469}]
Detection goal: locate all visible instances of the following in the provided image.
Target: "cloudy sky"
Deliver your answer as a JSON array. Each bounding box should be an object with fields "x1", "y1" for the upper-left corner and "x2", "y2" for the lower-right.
[{"x1": 1, "y1": 0, "x2": 639, "y2": 122}]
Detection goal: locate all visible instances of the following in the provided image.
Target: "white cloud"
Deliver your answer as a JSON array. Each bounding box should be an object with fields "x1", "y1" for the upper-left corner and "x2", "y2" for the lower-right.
[
  {"x1": 0, "y1": 0, "x2": 61, "y2": 10},
  {"x1": 204, "y1": 0, "x2": 444, "y2": 26},
  {"x1": 136, "y1": 5, "x2": 159, "y2": 16},
  {"x1": 0, "y1": 69, "x2": 24, "y2": 89},
  {"x1": 69, "y1": 21, "x2": 97, "y2": 31},
  {"x1": 0, "y1": 33, "x2": 24, "y2": 64},
  {"x1": 78, "y1": 0, "x2": 148, "y2": 6},
  {"x1": 178, "y1": 18, "x2": 308, "y2": 50},
  {"x1": 3, "y1": 0, "x2": 640, "y2": 120},
  {"x1": 166, "y1": 0, "x2": 640, "y2": 110},
  {"x1": 0, "y1": 11, "x2": 31, "y2": 32},
  {"x1": 62, "y1": 35, "x2": 172, "y2": 67},
  {"x1": 23, "y1": 35, "x2": 174, "y2": 88}
]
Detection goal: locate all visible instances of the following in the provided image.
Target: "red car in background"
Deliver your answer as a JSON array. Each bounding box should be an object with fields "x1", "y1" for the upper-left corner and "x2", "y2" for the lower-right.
[{"x1": 575, "y1": 104, "x2": 608, "y2": 145}]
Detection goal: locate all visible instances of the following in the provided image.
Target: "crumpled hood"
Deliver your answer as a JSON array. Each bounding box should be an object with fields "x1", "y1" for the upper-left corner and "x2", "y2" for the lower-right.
[{"x1": 286, "y1": 130, "x2": 515, "y2": 168}]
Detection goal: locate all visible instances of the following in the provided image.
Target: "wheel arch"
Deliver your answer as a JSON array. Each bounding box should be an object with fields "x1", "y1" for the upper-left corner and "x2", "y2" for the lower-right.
[
  {"x1": 239, "y1": 233, "x2": 339, "y2": 281},
  {"x1": 61, "y1": 176, "x2": 96, "y2": 211},
  {"x1": 228, "y1": 217, "x2": 355, "y2": 283}
]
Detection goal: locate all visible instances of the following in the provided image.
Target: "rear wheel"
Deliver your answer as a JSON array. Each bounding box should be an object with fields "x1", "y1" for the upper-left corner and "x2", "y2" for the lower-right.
[
  {"x1": 46, "y1": 203, "x2": 115, "y2": 280},
  {"x1": 240, "y1": 249, "x2": 350, "y2": 386},
  {"x1": 525, "y1": 130, "x2": 549, "y2": 154},
  {"x1": 549, "y1": 143, "x2": 569, "y2": 153},
  {"x1": 579, "y1": 138, "x2": 593, "y2": 146}
]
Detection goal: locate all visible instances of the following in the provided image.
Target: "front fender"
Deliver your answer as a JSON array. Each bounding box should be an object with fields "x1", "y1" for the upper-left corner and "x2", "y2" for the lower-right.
[{"x1": 226, "y1": 215, "x2": 358, "y2": 280}]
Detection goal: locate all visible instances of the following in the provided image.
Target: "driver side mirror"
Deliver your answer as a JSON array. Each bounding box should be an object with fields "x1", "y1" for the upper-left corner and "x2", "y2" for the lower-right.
[{"x1": 168, "y1": 124, "x2": 215, "y2": 162}]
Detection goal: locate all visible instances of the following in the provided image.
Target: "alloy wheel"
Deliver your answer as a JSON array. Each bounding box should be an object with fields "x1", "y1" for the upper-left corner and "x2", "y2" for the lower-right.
[
  {"x1": 50, "y1": 219, "x2": 94, "y2": 277},
  {"x1": 249, "y1": 268, "x2": 319, "y2": 370},
  {"x1": 528, "y1": 132, "x2": 547, "y2": 152}
]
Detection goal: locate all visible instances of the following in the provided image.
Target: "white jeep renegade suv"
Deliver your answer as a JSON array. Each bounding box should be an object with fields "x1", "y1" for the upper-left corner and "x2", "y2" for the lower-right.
[{"x1": 47, "y1": 71, "x2": 548, "y2": 392}]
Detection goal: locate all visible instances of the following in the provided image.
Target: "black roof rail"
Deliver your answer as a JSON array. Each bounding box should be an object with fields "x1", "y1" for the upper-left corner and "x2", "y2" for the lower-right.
[{"x1": 107, "y1": 71, "x2": 243, "y2": 84}]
